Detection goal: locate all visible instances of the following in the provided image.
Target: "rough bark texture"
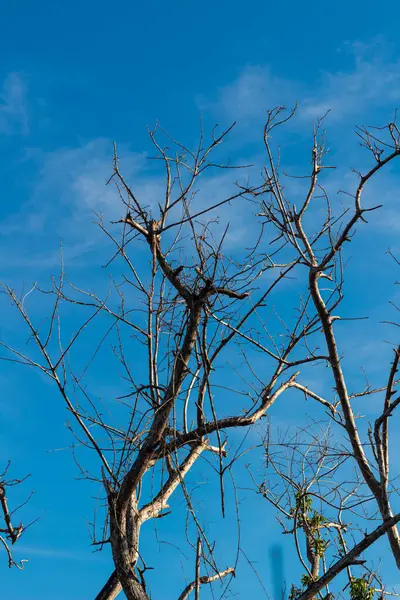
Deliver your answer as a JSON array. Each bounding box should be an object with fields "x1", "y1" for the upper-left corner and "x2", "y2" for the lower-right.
[{"x1": 95, "y1": 571, "x2": 121, "y2": 600}]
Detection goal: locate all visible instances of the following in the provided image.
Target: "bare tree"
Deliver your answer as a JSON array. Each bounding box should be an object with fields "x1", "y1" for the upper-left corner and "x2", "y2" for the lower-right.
[{"x1": 1, "y1": 109, "x2": 400, "y2": 600}]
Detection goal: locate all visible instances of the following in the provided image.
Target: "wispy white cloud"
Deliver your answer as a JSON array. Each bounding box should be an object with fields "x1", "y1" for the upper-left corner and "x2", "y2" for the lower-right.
[
  {"x1": 197, "y1": 66, "x2": 298, "y2": 123},
  {"x1": 5, "y1": 41, "x2": 400, "y2": 276},
  {"x1": 302, "y1": 50, "x2": 400, "y2": 121},
  {"x1": 16, "y1": 544, "x2": 107, "y2": 562},
  {"x1": 35, "y1": 139, "x2": 147, "y2": 216},
  {"x1": 0, "y1": 136, "x2": 264, "y2": 273},
  {"x1": 0, "y1": 72, "x2": 29, "y2": 135},
  {"x1": 0, "y1": 139, "x2": 153, "y2": 271},
  {"x1": 202, "y1": 40, "x2": 400, "y2": 126}
]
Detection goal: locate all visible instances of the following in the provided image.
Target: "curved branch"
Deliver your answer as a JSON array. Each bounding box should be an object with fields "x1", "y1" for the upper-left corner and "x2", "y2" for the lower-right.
[{"x1": 177, "y1": 567, "x2": 235, "y2": 600}]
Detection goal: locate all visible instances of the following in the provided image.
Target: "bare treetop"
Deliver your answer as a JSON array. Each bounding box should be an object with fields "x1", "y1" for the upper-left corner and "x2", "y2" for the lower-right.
[{"x1": 2, "y1": 107, "x2": 400, "y2": 600}]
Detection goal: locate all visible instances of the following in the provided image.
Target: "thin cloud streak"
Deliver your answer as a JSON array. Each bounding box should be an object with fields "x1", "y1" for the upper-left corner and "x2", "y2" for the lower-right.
[
  {"x1": 0, "y1": 72, "x2": 29, "y2": 135},
  {"x1": 16, "y1": 544, "x2": 108, "y2": 562}
]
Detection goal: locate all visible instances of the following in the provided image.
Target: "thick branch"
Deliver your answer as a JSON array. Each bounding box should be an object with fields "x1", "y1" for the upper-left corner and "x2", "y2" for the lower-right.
[
  {"x1": 95, "y1": 570, "x2": 121, "y2": 600},
  {"x1": 139, "y1": 444, "x2": 204, "y2": 521},
  {"x1": 177, "y1": 567, "x2": 235, "y2": 600},
  {"x1": 163, "y1": 372, "x2": 299, "y2": 454}
]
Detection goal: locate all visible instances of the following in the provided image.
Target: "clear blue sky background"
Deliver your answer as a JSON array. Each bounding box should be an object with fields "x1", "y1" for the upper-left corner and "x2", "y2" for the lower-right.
[{"x1": 2, "y1": 1, "x2": 400, "y2": 599}]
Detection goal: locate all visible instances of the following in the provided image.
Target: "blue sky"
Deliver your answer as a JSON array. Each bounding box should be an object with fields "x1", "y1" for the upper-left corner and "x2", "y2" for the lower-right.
[{"x1": 2, "y1": 1, "x2": 400, "y2": 599}]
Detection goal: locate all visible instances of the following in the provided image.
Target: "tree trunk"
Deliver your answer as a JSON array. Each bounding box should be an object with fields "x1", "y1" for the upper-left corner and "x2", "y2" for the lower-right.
[{"x1": 109, "y1": 495, "x2": 150, "y2": 600}]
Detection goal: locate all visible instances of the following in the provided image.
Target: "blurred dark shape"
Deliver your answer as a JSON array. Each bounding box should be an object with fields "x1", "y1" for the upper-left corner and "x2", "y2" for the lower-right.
[{"x1": 269, "y1": 543, "x2": 285, "y2": 600}]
